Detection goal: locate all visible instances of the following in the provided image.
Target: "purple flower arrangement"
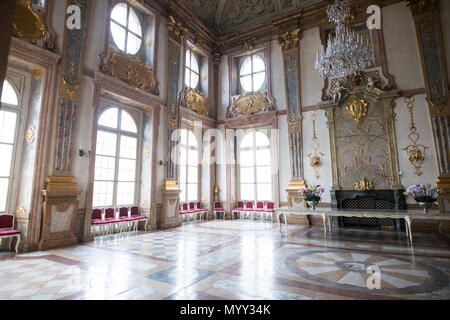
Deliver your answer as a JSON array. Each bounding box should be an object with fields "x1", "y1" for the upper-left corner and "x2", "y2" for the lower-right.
[
  {"x1": 404, "y1": 184, "x2": 442, "y2": 203},
  {"x1": 301, "y1": 185, "x2": 325, "y2": 202}
]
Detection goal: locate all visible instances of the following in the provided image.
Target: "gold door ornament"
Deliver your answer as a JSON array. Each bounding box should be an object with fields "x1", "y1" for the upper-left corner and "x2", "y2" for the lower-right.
[
  {"x1": 12, "y1": 1, "x2": 47, "y2": 44},
  {"x1": 402, "y1": 97, "x2": 428, "y2": 176},
  {"x1": 346, "y1": 99, "x2": 368, "y2": 123},
  {"x1": 183, "y1": 89, "x2": 209, "y2": 116},
  {"x1": 231, "y1": 93, "x2": 269, "y2": 116}
]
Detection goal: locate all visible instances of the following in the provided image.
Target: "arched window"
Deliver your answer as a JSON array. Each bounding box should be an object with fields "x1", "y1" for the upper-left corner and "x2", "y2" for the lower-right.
[
  {"x1": 93, "y1": 106, "x2": 139, "y2": 208},
  {"x1": 110, "y1": 3, "x2": 143, "y2": 55},
  {"x1": 185, "y1": 49, "x2": 200, "y2": 89},
  {"x1": 0, "y1": 80, "x2": 20, "y2": 212},
  {"x1": 179, "y1": 128, "x2": 199, "y2": 202},
  {"x1": 239, "y1": 54, "x2": 266, "y2": 93},
  {"x1": 238, "y1": 130, "x2": 272, "y2": 201}
]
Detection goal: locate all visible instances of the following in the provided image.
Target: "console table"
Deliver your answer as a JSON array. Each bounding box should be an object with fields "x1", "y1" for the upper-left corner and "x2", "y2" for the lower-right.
[{"x1": 276, "y1": 207, "x2": 450, "y2": 242}]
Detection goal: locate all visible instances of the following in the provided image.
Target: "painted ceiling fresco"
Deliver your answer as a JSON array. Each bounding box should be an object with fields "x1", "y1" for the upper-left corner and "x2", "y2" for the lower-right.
[{"x1": 180, "y1": 0, "x2": 323, "y2": 33}]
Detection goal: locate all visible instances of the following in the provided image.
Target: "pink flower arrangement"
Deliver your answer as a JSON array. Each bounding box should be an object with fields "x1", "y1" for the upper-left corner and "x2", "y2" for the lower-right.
[
  {"x1": 404, "y1": 184, "x2": 442, "y2": 203},
  {"x1": 301, "y1": 185, "x2": 325, "y2": 202}
]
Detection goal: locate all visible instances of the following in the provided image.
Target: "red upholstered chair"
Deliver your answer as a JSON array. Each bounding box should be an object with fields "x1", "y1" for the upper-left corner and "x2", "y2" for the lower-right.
[
  {"x1": 214, "y1": 201, "x2": 226, "y2": 220},
  {"x1": 195, "y1": 201, "x2": 208, "y2": 221},
  {"x1": 91, "y1": 208, "x2": 106, "y2": 236},
  {"x1": 0, "y1": 214, "x2": 21, "y2": 253},
  {"x1": 245, "y1": 201, "x2": 255, "y2": 219},
  {"x1": 118, "y1": 207, "x2": 132, "y2": 232},
  {"x1": 104, "y1": 208, "x2": 119, "y2": 235},
  {"x1": 130, "y1": 206, "x2": 147, "y2": 231},
  {"x1": 264, "y1": 202, "x2": 275, "y2": 221},
  {"x1": 232, "y1": 201, "x2": 245, "y2": 219},
  {"x1": 188, "y1": 202, "x2": 197, "y2": 221},
  {"x1": 179, "y1": 203, "x2": 189, "y2": 222},
  {"x1": 254, "y1": 201, "x2": 265, "y2": 220}
]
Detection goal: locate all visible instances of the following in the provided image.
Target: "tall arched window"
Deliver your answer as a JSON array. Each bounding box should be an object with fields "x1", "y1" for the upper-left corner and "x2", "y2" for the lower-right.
[
  {"x1": 93, "y1": 106, "x2": 139, "y2": 208},
  {"x1": 238, "y1": 130, "x2": 272, "y2": 201},
  {"x1": 110, "y1": 2, "x2": 143, "y2": 55},
  {"x1": 179, "y1": 128, "x2": 199, "y2": 202},
  {"x1": 0, "y1": 80, "x2": 20, "y2": 213}
]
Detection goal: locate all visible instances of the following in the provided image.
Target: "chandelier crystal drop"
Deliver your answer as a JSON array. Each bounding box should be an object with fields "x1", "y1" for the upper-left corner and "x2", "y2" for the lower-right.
[{"x1": 315, "y1": 0, "x2": 375, "y2": 79}]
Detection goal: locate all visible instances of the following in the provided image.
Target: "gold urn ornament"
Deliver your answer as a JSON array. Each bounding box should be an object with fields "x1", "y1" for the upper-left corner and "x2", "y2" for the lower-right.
[{"x1": 346, "y1": 99, "x2": 368, "y2": 123}]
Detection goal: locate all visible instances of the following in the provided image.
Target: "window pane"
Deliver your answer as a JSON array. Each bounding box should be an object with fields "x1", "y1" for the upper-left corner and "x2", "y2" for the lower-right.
[
  {"x1": 116, "y1": 182, "x2": 135, "y2": 205},
  {"x1": 1, "y1": 80, "x2": 18, "y2": 106},
  {"x1": 190, "y1": 54, "x2": 199, "y2": 73},
  {"x1": 94, "y1": 155, "x2": 115, "y2": 181},
  {"x1": 180, "y1": 129, "x2": 188, "y2": 145},
  {"x1": 179, "y1": 165, "x2": 187, "y2": 183},
  {"x1": 256, "y1": 166, "x2": 272, "y2": 183},
  {"x1": 120, "y1": 110, "x2": 137, "y2": 133},
  {"x1": 240, "y1": 133, "x2": 253, "y2": 148},
  {"x1": 187, "y1": 149, "x2": 198, "y2": 166},
  {"x1": 0, "y1": 144, "x2": 13, "y2": 177},
  {"x1": 128, "y1": 8, "x2": 142, "y2": 35},
  {"x1": 185, "y1": 51, "x2": 191, "y2": 68},
  {"x1": 0, "y1": 111, "x2": 17, "y2": 144},
  {"x1": 240, "y1": 167, "x2": 255, "y2": 183},
  {"x1": 96, "y1": 131, "x2": 117, "y2": 157},
  {"x1": 119, "y1": 135, "x2": 137, "y2": 159},
  {"x1": 179, "y1": 147, "x2": 187, "y2": 166},
  {"x1": 188, "y1": 166, "x2": 198, "y2": 183},
  {"x1": 240, "y1": 150, "x2": 254, "y2": 166},
  {"x1": 118, "y1": 158, "x2": 136, "y2": 181},
  {"x1": 127, "y1": 32, "x2": 142, "y2": 55},
  {"x1": 253, "y1": 55, "x2": 265, "y2": 73},
  {"x1": 188, "y1": 131, "x2": 198, "y2": 148},
  {"x1": 111, "y1": 3, "x2": 128, "y2": 26},
  {"x1": 253, "y1": 72, "x2": 265, "y2": 91},
  {"x1": 0, "y1": 178, "x2": 9, "y2": 212},
  {"x1": 93, "y1": 181, "x2": 114, "y2": 207},
  {"x1": 256, "y1": 149, "x2": 271, "y2": 165},
  {"x1": 257, "y1": 183, "x2": 272, "y2": 201},
  {"x1": 187, "y1": 184, "x2": 197, "y2": 201},
  {"x1": 240, "y1": 75, "x2": 252, "y2": 93},
  {"x1": 255, "y1": 132, "x2": 270, "y2": 146},
  {"x1": 185, "y1": 68, "x2": 191, "y2": 87},
  {"x1": 240, "y1": 184, "x2": 254, "y2": 201},
  {"x1": 190, "y1": 72, "x2": 199, "y2": 89},
  {"x1": 240, "y1": 57, "x2": 252, "y2": 76},
  {"x1": 99, "y1": 108, "x2": 118, "y2": 129},
  {"x1": 111, "y1": 21, "x2": 126, "y2": 52},
  {"x1": 180, "y1": 188, "x2": 186, "y2": 203}
]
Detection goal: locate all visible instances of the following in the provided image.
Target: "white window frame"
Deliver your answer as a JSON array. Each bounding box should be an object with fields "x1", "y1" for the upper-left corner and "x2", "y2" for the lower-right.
[
  {"x1": 239, "y1": 53, "x2": 266, "y2": 93},
  {"x1": 110, "y1": 1, "x2": 144, "y2": 55},
  {"x1": 93, "y1": 103, "x2": 142, "y2": 208},
  {"x1": 179, "y1": 127, "x2": 201, "y2": 202},
  {"x1": 237, "y1": 128, "x2": 273, "y2": 201},
  {"x1": 185, "y1": 48, "x2": 200, "y2": 89},
  {"x1": 0, "y1": 69, "x2": 31, "y2": 214}
]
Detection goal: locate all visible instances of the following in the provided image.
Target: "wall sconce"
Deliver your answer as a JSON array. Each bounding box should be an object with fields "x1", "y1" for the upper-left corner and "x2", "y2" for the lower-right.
[
  {"x1": 307, "y1": 111, "x2": 324, "y2": 180},
  {"x1": 159, "y1": 160, "x2": 168, "y2": 167},
  {"x1": 79, "y1": 149, "x2": 91, "y2": 157}
]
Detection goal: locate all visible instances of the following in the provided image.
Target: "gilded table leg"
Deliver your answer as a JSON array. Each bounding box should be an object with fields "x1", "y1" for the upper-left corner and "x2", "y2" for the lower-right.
[
  {"x1": 285, "y1": 213, "x2": 288, "y2": 232},
  {"x1": 327, "y1": 216, "x2": 332, "y2": 232},
  {"x1": 322, "y1": 214, "x2": 327, "y2": 236},
  {"x1": 405, "y1": 216, "x2": 413, "y2": 243}
]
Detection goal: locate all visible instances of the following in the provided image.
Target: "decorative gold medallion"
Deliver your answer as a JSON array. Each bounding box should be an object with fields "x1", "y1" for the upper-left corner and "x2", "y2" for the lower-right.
[
  {"x1": 354, "y1": 177, "x2": 375, "y2": 190},
  {"x1": 12, "y1": 1, "x2": 47, "y2": 44},
  {"x1": 183, "y1": 89, "x2": 209, "y2": 116},
  {"x1": 346, "y1": 99, "x2": 368, "y2": 123},
  {"x1": 232, "y1": 93, "x2": 269, "y2": 116},
  {"x1": 25, "y1": 127, "x2": 36, "y2": 142}
]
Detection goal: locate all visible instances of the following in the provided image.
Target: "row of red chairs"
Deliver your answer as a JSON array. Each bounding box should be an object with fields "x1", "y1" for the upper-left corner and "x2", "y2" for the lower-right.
[
  {"x1": 91, "y1": 206, "x2": 147, "y2": 236},
  {"x1": 179, "y1": 201, "x2": 208, "y2": 222},
  {"x1": 232, "y1": 201, "x2": 275, "y2": 220},
  {"x1": 0, "y1": 214, "x2": 20, "y2": 253}
]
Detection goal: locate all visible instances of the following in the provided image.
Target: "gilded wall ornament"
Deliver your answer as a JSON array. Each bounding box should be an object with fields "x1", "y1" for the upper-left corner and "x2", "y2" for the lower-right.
[
  {"x1": 231, "y1": 93, "x2": 269, "y2": 116},
  {"x1": 402, "y1": 97, "x2": 428, "y2": 176},
  {"x1": 168, "y1": 104, "x2": 178, "y2": 130},
  {"x1": 107, "y1": 50, "x2": 155, "y2": 92},
  {"x1": 346, "y1": 99, "x2": 368, "y2": 123},
  {"x1": 354, "y1": 177, "x2": 375, "y2": 190},
  {"x1": 167, "y1": 16, "x2": 187, "y2": 41},
  {"x1": 182, "y1": 89, "x2": 209, "y2": 116},
  {"x1": 25, "y1": 127, "x2": 36, "y2": 143},
  {"x1": 62, "y1": 60, "x2": 80, "y2": 100},
  {"x1": 12, "y1": 1, "x2": 47, "y2": 44},
  {"x1": 307, "y1": 111, "x2": 324, "y2": 180},
  {"x1": 277, "y1": 28, "x2": 301, "y2": 51}
]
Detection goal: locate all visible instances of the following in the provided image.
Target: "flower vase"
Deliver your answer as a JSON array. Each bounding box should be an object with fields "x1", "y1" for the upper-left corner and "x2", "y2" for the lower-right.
[
  {"x1": 417, "y1": 202, "x2": 433, "y2": 213},
  {"x1": 307, "y1": 201, "x2": 319, "y2": 210}
]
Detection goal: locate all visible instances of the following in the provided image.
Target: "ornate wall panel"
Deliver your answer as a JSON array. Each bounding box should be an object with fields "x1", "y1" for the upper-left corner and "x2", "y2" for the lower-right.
[
  {"x1": 407, "y1": 0, "x2": 450, "y2": 198},
  {"x1": 320, "y1": 87, "x2": 402, "y2": 191}
]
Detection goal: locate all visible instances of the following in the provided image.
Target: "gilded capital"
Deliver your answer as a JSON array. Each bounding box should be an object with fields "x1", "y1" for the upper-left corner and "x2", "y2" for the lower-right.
[
  {"x1": 277, "y1": 28, "x2": 302, "y2": 51},
  {"x1": 167, "y1": 16, "x2": 187, "y2": 42},
  {"x1": 406, "y1": 0, "x2": 439, "y2": 15}
]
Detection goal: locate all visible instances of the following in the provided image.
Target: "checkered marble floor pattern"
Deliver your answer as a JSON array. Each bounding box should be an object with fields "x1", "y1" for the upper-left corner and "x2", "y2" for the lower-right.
[{"x1": 1, "y1": 220, "x2": 450, "y2": 300}]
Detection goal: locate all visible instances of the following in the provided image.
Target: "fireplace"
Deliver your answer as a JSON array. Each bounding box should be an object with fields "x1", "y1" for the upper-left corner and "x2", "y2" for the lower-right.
[{"x1": 330, "y1": 189, "x2": 406, "y2": 231}]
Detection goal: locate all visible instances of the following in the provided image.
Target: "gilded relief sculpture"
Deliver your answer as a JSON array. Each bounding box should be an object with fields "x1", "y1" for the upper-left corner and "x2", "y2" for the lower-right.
[
  {"x1": 182, "y1": 89, "x2": 210, "y2": 116},
  {"x1": 231, "y1": 93, "x2": 269, "y2": 116},
  {"x1": 403, "y1": 97, "x2": 428, "y2": 176},
  {"x1": 307, "y1": 111, "x2": 324, "y2": 180},
  {"x1": 12, "y1": 1, "x2": 47, "y2": 44}
]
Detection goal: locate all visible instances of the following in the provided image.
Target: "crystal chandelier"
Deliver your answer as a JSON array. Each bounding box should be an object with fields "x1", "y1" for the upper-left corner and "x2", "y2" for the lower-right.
[{"x1": 315, "y1": 0, "x2": 374, "y2": 79}]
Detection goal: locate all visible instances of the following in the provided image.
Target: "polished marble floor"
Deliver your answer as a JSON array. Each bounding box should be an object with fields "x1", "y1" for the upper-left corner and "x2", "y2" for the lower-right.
[{"x1": 0, "y1": 220, "x2": 450, "y2": 300}]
